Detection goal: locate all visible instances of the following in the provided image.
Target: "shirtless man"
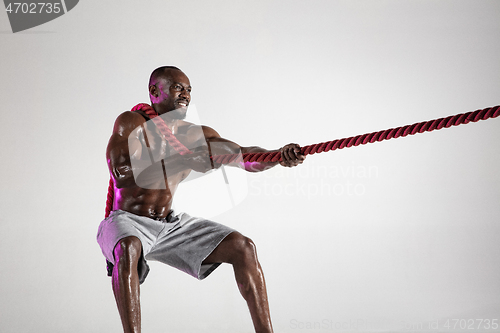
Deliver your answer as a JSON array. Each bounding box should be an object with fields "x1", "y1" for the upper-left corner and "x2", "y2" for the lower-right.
[{"x1": 97, "y1": 66, "x2": 305, "y2": 333}]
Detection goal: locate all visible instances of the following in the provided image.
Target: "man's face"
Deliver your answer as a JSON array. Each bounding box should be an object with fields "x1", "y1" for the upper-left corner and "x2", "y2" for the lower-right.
[{"x1": 152, "y1": 69, "x2": 192, "y2": 118}]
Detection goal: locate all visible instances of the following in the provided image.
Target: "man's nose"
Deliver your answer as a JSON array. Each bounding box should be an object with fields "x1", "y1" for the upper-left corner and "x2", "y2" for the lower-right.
[{"x1": 179, "y1": 88, "x2": 190, "y2": 100}]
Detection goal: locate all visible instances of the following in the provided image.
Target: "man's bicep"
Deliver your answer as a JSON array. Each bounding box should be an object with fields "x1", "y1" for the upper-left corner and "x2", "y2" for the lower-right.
[
  {"x1": 206, "y1": 137, "x2": 244, "y2": 156},
  {"x1": 106, "y1": 113, "x2": 144, "y2": 178},
  {"x1": 106, "y1": 134, "x2": 131, "y2": 175},
  {"x1": 202, "y1": 125, "x2": 242, "y2": 154}
]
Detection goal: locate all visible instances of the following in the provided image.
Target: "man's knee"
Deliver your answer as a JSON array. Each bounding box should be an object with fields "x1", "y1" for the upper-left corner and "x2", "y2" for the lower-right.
[
  {"x1": 228, "y1": 233, "x2": 258, "y2": 264},
  {"x1": 113, "y1": 236, "x2": 142, "y2": 272}
]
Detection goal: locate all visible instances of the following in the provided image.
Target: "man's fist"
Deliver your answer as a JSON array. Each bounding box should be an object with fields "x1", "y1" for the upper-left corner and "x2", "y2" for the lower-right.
[
  {"x1": 279, "y1": 143, "x2": 305, "y2": 167},
  {"x1": 182, "y1": 146, "x2": 213, "y2": 173}
]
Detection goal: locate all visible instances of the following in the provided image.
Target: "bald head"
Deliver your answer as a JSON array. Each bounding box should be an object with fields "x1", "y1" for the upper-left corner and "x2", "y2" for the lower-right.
[
  {"x1": 149, "y1": 66, "x2": 182, "y2": 87},
  {"x1": 148, "y1": 66, "x2": 191, "y2": 116}
]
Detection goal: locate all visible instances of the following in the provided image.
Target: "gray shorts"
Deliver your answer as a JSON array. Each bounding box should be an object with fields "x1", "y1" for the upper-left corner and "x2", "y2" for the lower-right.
[{"x1": 96, "y1": 210, "x2": 235, "y2": 283}]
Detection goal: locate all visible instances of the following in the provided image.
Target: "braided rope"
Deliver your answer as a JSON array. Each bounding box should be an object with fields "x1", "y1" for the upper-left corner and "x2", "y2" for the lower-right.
[
  {"x1": 105, "y1": 103, "x2": 192, "y2": 217},
  {"x1": 105, "y1": 178, "x2": 114, "y2": 218},
  {"x1": 211, "y1": 105, "x2": 500, "y2": 164},
  {"x1": 131, "y1": 103, "x2": 193, "y2": 155},
  {"x1": 106, "y1": 104, "x2": 499, "y2": 216}
]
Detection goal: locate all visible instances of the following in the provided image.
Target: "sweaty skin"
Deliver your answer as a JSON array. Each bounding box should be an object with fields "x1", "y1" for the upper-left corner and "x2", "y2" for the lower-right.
[
  {"x1": 106, "y1": 67, "x2": 305, "y2": 333},
  {"x1": 107, "y1": 70, "x2": 304, "y2": 219}
]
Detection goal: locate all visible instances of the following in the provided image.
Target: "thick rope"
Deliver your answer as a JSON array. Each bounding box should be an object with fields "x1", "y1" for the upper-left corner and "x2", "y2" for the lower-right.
[
  {"x1": 211, "y1": 105, "x2": 500, "y2": 164},
  {"x1": 131, "y1": 103, "x2": 193, "y2": 155},
  {"x1": 106, "y1": 104, "x2": 499, "y2": 216},
  {"x1": 105, "y1": 103, "x2": 192, "y2": 218}
]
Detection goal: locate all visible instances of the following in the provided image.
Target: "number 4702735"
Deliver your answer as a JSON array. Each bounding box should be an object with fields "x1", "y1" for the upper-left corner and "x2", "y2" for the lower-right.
[
  {"x1": 443, "y1": 319, "x2": 499, "y2": 330},
  {"x1": 5, "y1": 3, "x2": 62, "y2": 14}
]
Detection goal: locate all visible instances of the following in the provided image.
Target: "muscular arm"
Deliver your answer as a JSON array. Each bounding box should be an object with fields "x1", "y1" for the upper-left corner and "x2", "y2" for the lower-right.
[
  {"x1": 202, "y1": 126, "x2": 305, "y2": 172},
  {"x1": 106, "y1": 111, "x2": 146, "y2": 188},
  {"x1": 107, "y1": 112, "x2": 214, "y2": 190}
]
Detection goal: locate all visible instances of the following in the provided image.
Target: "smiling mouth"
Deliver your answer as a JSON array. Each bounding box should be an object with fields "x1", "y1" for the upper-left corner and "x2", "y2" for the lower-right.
[{"x1": 176, "y1": 100, "x2": 189, "y2": 108}]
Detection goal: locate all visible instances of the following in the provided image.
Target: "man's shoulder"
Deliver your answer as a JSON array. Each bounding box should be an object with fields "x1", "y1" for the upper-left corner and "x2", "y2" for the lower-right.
[
  {"x1": 178, "y1": 121, "x2": 218, "y2": 136},
  {"x1": 185, "y1": 123, "x2": 220, "y2": 139},
  {"x1": 112, "y1": 111, "x2": 146, "y2": 135},
  {"x1": 116, "y1": 110, "x2": 146, "y2": 124},
  {"x1": 200, "y1": 125, "x2": 220, "y2": 139},
  {"x1": 177, "y1": 122, "x2": 220, "y2": 143}
]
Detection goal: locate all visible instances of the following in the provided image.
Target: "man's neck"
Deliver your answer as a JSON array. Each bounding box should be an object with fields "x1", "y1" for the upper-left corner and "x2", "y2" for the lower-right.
[
  {"x1": 165, "y1": 117, "x2": 181, "y2": 135},
  {"x1": 151, "y1": 105, "x2": 182, "y2": 132}
]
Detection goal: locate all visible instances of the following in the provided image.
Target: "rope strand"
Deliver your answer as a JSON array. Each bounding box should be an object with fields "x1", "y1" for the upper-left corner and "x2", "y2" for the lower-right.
[
  {"x1": 106, "y1": 104, "x2": 499, "y2": 216},
  {"x1": 211, "y1": 105, "x2": 500, "y2": 164},
  {"x1": 105, "y1": 103, "x2": 192, "y2": 217}
]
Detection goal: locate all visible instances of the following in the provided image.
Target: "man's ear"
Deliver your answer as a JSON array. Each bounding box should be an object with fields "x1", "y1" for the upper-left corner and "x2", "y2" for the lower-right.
[{"x1": 149, "y1": 84, "x2": 158, "y2": 98}]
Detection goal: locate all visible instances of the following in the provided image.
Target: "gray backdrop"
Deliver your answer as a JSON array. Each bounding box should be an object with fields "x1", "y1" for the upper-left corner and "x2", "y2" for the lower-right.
[{"x1": 1, "y1": 1, "x2": 499, "y2": 332}]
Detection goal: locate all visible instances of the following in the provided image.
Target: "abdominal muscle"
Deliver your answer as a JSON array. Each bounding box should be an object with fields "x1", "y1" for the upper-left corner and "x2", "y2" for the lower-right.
[{"x1": 113, "y1": 169, "x2": 190, "y2": 219}]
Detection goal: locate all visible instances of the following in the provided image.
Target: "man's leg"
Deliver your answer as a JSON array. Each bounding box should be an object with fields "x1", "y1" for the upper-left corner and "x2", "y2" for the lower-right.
[
  {"x1": 112, "y1": 236, "x2": 142, "y2": 333},
  {"x1": 203, "y1": 232, "x2": 274, "y2": 333}
]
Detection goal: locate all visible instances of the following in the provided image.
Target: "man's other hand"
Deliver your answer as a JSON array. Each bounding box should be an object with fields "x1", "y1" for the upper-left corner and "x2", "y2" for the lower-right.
[
  {"x1": 183, "y1": 146, "x2": 214, "y2": 173},
  {"x1": 279, "y1": 143, "x2": 305, "y2": 167}
]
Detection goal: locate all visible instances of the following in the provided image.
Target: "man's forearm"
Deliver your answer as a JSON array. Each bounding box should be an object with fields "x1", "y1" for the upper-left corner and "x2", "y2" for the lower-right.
[
  {"x1": 240, "y1": 146, "x2": 280, "y2": 172},
  {"x1": 130, "y1": 153, "x2": 203, "y2": 188}
]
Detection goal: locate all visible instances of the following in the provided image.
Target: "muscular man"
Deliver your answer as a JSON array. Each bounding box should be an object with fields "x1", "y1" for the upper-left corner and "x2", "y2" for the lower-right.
[{"x1": 97, "y1": 66, "x2": 305, "y2": 333}]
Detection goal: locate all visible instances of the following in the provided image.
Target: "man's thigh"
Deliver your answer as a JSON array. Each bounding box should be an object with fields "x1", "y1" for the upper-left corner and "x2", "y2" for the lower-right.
[{"x1": 146, "y1": 213, "x2": 235, "y2": 279}]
